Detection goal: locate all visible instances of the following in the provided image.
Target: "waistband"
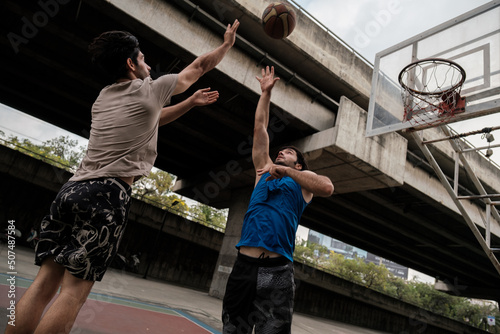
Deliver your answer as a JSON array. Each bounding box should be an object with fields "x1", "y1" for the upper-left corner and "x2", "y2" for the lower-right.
[
  {"x1": 73, "y1": 177, "x2": 132, "y2": 194},
  {"x1": 237, "y1": 251, "x2": 291, "y2": 267},
  {"x1": 105, "y1": 177, "x2": 132, "y2": 193}
]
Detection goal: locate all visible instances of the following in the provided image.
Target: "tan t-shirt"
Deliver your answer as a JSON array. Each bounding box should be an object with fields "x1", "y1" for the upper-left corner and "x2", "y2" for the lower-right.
[{"x1": 70, "y1": 74, "x2": 178, "y2": 182}]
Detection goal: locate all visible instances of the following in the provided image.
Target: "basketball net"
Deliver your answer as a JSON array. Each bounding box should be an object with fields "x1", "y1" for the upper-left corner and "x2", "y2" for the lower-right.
[{"x1": 398, "y1": 58, "x2": 466, "y2": 129}]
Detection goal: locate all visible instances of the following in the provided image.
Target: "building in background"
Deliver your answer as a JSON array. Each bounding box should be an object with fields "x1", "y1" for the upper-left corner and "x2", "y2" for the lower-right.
[{"x1": 304, "y1": 228, "x2": 409, "y2": 280}]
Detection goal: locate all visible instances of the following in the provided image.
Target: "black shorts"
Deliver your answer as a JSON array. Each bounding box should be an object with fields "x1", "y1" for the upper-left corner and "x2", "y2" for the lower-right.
[
  {"x1": 35, "y1": 177, "x2": 132, "y2": 281},
  {"x1": 222, "y1": 252, "x2": 295, "y2": 334}
]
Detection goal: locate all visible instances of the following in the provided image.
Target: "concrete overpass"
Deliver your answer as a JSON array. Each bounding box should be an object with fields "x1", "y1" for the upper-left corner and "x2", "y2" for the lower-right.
[{"x1": 1, "y1": 0, "x2": 499, "y2": 302}]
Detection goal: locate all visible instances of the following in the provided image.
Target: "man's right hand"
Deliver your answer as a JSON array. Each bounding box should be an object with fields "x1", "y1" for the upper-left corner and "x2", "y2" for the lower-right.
[
  {"x1": 223, "y1": 19, "x2": 240, "y2": 47},
  {"x1": 173, "y1": 19, "x2": 240, "y2": 96}
]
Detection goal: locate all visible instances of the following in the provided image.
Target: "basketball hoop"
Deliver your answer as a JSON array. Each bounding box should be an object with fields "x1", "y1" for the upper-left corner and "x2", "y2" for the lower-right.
[{"x1": 398, "y1": 58, "x2": 466, "y2": 129}]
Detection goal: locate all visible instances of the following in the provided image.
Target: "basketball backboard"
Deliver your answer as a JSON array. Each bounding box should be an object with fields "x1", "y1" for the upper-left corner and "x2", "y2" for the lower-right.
[{"x1": 366, "y1": 1, "x2": 500, "y2": 137}]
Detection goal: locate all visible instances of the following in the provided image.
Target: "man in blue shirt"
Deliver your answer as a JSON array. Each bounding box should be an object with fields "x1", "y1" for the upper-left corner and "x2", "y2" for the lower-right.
[{"x1": 222, "y1": 66, "x2": 334, "y2": 334}]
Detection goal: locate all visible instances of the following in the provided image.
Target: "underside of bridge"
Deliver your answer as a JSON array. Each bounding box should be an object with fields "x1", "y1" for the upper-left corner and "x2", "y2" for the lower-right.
[{"x1": 1, "y1": 0, "x2": 499, "y2": 301}]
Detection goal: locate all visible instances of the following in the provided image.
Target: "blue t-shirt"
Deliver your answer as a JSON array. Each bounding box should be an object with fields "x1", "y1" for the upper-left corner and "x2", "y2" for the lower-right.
[{"x1": 236, "y1": 172, "x2": 310, "y2": 261}]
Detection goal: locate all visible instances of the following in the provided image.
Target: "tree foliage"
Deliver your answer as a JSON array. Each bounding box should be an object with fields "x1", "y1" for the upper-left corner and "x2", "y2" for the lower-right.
[
  {"x1": 1, "y1": 133, "x2": 227, "y2": 228},
  {"x1": 132, "y1": 169, "x2": 189, "y2": 217},
  {"x1": 1, "y1": 134, "x2": 85, "y2": 171},
  {"x1": 294, "y1": 239, "x2": 330, "y2": 266},
  {"x1": 294, "y1": 238, "x2": 500, "y2": 330},
  {"x1": 190, "y1": 203, "x2": 228, "y2": 231}
]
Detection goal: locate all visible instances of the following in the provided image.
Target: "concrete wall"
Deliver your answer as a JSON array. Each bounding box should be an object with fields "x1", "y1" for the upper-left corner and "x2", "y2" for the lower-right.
[
  {"x1": 294, "y1": 264, "x2": 487, "y2": 334},
  {"x1": 233, "y1": 0, "x2": 373, "y2": 106},
  {"x1": 117, "y1": 213, "x2": 222, "y2": 289}
]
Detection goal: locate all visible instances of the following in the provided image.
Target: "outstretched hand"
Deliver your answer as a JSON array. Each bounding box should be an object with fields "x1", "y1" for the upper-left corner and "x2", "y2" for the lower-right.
[
  {"x1": 257, "y1": 164, "x2": 288, "y2": 181},
  {"x1": 192, "y1": 88, "x2": 219, "y2": 107},
  {"x1": 224, "y1": 19, "x2": 240, "y2": 47},
  {"x1": 256, "y1": 66, "x2": 280, "y2": 93}
]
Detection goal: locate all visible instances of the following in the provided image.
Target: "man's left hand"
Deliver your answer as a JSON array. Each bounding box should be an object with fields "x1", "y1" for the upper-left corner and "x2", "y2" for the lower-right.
[
  {"x1": 257, "y1": 164, "x2": 289, "y2": 181},
  {"x1": 192, "y1": 88, "x2": 219, "y2": 106}
]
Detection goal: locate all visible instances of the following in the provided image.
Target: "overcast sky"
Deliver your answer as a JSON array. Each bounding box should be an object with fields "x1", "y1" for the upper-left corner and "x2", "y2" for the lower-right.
[
  {"x1": 293, "y1": 0, "x2": 491, "y2": 62},
  {"x1": 1, "y1": 0, "x2": 498, "y2": 164}
]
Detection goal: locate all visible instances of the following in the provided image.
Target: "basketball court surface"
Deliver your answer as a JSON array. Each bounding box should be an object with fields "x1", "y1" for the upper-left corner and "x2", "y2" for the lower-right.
[
  {"x1": 0, "y1": 246, "x2": 389, "y2": 334},
  {"x1": 0, "y1": 276, "x2": 219, "y2": 334}
]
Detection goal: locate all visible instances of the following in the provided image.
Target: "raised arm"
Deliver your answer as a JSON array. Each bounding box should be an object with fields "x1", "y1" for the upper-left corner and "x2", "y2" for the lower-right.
[
  {"x1": 252, "y1": 66, "x2": 280, "y2": 180},
  {"x1": 257, "y1": 165, "x2": 334, "y2": 202},
  {"x1": 159, "y1": 88, "x2": 219, "y2": 126},
  {"x1": 172, "y1": 20, "x2": 240, "y2": 95}
]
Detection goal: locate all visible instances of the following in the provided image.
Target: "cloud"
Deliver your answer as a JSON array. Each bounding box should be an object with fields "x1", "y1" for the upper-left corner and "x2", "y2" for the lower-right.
[
  {"x1": 295, "y1": 0, "x2": 492, "y2": 62},
  {"x1": 304, "y1": 0, "x2": 367, "y2": 34},
  {"x1": 0, "y1": 104, "x2": 88, "y2": 146}
]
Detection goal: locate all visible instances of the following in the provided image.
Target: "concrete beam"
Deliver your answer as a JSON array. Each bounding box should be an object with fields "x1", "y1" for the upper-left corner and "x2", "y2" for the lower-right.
[
  {"x1": 293, "y1": 96, "x2": 407, "y2": 193},
  {"x1": 174, "y1": 96, "x2": 408, "y2": 197},
  {"x1": 230, "y1": 0, "x2": 373, "y2": 105},
  {"x1": 0, "y1": 144, "x2": 70, "y2": 193},
  {"x1": 435, "y1": 280, "x2": 500, "y2": 303},
  {"x1": 101, "y1": 0, "x2": 336, "y2": 131}
]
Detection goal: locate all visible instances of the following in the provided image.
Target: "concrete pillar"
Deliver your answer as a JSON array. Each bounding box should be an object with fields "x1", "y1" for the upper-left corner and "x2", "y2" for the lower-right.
[{"x1": 209, "y1": 186, "x2": 253, "y2": 299}]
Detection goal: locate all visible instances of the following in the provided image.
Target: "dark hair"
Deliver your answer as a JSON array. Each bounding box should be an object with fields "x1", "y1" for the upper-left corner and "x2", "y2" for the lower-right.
[
  {"x1": 278, "y1": 145, "x2": 309, "y2": 171},
  {"x1": 88, "y1": 31, "x2": 140, "y2": 82}
]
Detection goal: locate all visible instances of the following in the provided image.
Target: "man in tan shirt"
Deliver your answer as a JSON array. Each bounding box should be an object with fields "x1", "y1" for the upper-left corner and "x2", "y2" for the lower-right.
[{"x1": 6, "y1": 20, "x2": 239, "y2": 334}]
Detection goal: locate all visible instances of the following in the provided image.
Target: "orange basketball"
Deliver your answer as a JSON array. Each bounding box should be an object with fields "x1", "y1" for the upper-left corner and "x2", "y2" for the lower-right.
[{"x1": 262, "y1": 2, "x2": 296, "y2": 39}]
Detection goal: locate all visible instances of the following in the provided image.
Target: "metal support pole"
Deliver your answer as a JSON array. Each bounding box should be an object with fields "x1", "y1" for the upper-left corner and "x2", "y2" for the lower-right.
[
  {"x1": 487, "y1": 204, "x2": 491, "y2": 248},
  {"x1": 411, "y1": 128, "x2": 500, "y2": 276},
  {"x1": 454, "y1": 151, "x2": 459, "y2": 195},
  {"x1": 422, "y1": 126, "x2": 500, "y2": 145},
  {"x1": 460, "y1": 143, "x2": 500, "y2": 153},
  {"x1": 458, "y1": 194, "x2": 500, "y2": 200}
]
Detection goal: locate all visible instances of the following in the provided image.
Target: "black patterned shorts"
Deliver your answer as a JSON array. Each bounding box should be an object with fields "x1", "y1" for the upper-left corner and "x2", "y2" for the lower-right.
[
  {"x1": 222, "y1": 252, "x2": 295, "y2": 334},
  {"x1": 35, "y1": 177, "x2": 132, "y2": 281}
]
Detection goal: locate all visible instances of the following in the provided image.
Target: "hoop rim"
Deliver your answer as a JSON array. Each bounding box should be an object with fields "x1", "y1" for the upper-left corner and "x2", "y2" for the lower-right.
[{"x1": 398, "y1": 57, "x2": 467, "y2": 96}]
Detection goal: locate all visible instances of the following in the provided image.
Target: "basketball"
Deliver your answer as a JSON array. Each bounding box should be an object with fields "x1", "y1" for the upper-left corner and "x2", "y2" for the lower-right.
[{"x1": 262, "y1": 2, "x2": 296, "y2": 39}]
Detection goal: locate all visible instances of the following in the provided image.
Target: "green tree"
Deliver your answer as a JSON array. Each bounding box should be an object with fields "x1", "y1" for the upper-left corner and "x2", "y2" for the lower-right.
[
  {"x1": 334, "y1": 256, "x2": 364, "y2": 285},
  {"x1": 132, "y1": 169, "x2": 189, "y2": 217},
  {"x1": 294, "y1": 239, "x2": 330, "y2": 266},
  {"x1": 453, "y1": 300, "x2": 483, "y2": 327},
  {"x1": 386, "y1": 276, "x2": 421, "y2": 304},
  {"x1": 292, "y1": 236, "x2": 500, "y2": 330},
  {"x1": 43, "y1": 136, "x2": 85, "y2": 167},
  {"x1": 361, "y1": 261, "x2": 391, "y2": 291},
  {"x1": 189, "y1": 203, "x2": 228, "y2": 230},
  {"x1": 1, "y1": 134, "x2": 84, "y2": 171}
]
